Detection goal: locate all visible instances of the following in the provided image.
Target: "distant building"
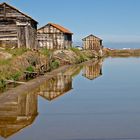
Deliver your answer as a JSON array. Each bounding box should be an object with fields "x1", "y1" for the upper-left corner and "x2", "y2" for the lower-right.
[
  {"x1": 37, "y1": 23, "x2": 73, "y2": 49},
  {"x1": 82, "y1": 59, "x2": 103, "y2": 80},
  {"x1": 82, "y1": 34, "x2": 103, "y2": 52},
  {"x1": 0, "y1": 2, "x2": 38, "y2": 49}
]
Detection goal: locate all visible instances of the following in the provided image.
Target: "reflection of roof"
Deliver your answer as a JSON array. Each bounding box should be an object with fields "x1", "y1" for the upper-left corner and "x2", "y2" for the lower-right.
[
  {"x1": 38, "y1": 23, "x2": 73, "y2": 34},
  {"x1": 0, "y1": 115, "x2": 37, "y2": 138},
  {"x1": 82, "y1": 34, "x2": 102, "y2": 41},
  {"x1": 0, "y1": 2, "x2": 38, "y2": 23}
]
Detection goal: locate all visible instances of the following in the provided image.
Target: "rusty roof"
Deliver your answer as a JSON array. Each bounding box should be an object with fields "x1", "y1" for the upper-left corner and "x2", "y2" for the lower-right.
[
  {"x1": 0, "y1": 2, "x2": 38, "y2": 23},
  {"x1": 82, "y1": 34, "x2": 102, "y2": 41},
  {"x1": 38, "y1": 23, "x2": 73, "y2": 34}
]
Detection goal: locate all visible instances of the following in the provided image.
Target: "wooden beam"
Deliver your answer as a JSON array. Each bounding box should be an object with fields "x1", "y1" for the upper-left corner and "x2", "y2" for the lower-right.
[
  {"x1": 3, "y1": 3, "x2": 6, "y2": 19},
  {"x1": 5, "y1": 80, "x2": 26, "y2": 84}
]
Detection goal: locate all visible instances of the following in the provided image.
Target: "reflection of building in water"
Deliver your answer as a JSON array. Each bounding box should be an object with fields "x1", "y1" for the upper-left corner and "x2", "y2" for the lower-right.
[
  {"x1": 39, "y1": 73, "x2": 72, "y2": 101},
  {"x1": 63, "y1": 65, "x2": 83, "y2": 78},
  {"x1": 82, "y1": 59, "x2": 103, "y2": 80},
  {"x1": 0, "y1": 90, "x2": 38, "y2": 138}
]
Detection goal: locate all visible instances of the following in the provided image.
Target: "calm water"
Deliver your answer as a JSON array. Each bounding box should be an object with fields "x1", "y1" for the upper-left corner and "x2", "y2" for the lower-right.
[
  {"x1": 74, "y1": 42, "x2": 140, "y2": 49},
  {"x1": 104, "y1": 42, "x2": 140, "y2": 49},
  {"x1": 0, "y1": 57, "x2": 140, "y2": 140}
]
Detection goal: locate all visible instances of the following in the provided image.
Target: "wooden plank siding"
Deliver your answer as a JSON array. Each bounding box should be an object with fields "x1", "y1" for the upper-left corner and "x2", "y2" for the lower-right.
[
  {"x1": 82, "y1": 34, "x2": 103, "y2": 52},
  {"x1": 37, "y1": 23, "x2": 73, "y2": 49},
  {"x1": 0, "y1": 2, "x2": 38, "y2": 49}
]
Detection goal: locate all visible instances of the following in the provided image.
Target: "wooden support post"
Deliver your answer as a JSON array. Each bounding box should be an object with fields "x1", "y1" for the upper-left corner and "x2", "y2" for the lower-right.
[{"x1": 3, "y1": 3, "x2": 6, "y2": 19}]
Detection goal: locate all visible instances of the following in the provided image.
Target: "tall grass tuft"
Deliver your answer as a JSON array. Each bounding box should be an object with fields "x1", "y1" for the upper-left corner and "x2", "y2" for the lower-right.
[
  {"x1": 40, "y1": 48, "x2": 52, "y2": 57},
  {"x1": 5, "y1": 48, "x2": 28, "y2": 57}
]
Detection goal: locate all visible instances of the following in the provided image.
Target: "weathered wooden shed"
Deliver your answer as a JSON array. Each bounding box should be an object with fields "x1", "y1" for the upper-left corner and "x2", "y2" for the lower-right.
[
  {"x1": 82, "y1": 34, "x2": 103, "y2": 52},
  {"x1": 0, "y1": 2, "x2": 38, "y2": 49},
  {"x1": 37, "y1": 23, "x2": 73, "y2": 49}
]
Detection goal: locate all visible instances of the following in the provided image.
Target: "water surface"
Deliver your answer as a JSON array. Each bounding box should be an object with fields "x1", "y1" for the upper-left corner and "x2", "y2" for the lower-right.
[{"x1": 0, "y1": 58, "x2": 140, "y2": 140}]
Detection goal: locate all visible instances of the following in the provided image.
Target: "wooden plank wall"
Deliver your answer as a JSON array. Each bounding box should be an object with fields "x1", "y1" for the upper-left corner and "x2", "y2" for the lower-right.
[
  {"x1": 83, "y1": 36, "x2": 102, "y2": 51},
  {"x1": 37, "y1": 25, "x2": 72, "y2": 49},
  {"x1": 0, "y1": 4, "x2": 37, "y2": 49},
  {"x1": 0, "y1": 20, "x2": 18, "y2": 48}
]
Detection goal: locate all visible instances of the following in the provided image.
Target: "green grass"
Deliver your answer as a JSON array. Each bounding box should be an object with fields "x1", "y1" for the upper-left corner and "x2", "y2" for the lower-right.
[
  {"x1": 70, "y1": 47, "x2": 89, "y2": 63},
  {"x1": 10, "y1": 72, "x2": 21, "y2": 81},
  {"x1": 26, "y1": 66, "x2": 35, "y2": 72},
  {"x1": 50, "y1": 60, "x2": 60, "y2": 69},
  {"x1": 40, "y1": 48, "x2": 52, "y2": 57},
  {"x1": 70, "y1": 47, "x2": 81, "y2": 55},
  {"x1": 5, "y1": 48, "x2": 28, "y2": 57},
  {"x1": 0, "y1": 59, "x2": 11, "y2": 66},
  {"x1": 0, "y1": 79, "x2": 6, "y2": 90}
]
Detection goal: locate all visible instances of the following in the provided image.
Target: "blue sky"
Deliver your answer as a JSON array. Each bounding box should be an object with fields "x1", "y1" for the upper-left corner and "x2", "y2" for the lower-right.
[{"x1": 1, "y1": 0, "x2": 140, "y2": 43}]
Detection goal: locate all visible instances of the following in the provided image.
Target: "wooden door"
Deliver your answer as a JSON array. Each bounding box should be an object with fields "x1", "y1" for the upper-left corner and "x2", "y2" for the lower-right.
[{"x1": 17, "y1": 26, "x2": 26, "y2": 48}]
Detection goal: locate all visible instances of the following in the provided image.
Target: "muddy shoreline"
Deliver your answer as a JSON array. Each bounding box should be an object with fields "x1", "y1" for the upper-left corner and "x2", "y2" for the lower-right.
[{"x1": 1, "y1": 47, "x2": 140, "y2": 94}]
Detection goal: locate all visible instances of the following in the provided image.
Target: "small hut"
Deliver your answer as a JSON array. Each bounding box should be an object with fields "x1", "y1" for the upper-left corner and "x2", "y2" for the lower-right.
[
  {"x1": 37, "y1": 23, "x2": 73, "y2": 49},
  {"x1": 82, "y1": 34, "x2": 103, "y2": 52},
  {"x1": 0, "y1": 2, "x2": 38, "y2": 49}
]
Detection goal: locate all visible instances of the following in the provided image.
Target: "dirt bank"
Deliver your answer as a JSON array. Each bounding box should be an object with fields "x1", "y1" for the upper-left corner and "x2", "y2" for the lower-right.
[
  {"x1": 1, "y1": 46, "x2": 140, "y2": 92},
  {"x1": 1, "y1": 58, "x2": 98, "y2": 95},
  {"x1": 0, "y1": 48, "x2": 99, "y2": 92}
]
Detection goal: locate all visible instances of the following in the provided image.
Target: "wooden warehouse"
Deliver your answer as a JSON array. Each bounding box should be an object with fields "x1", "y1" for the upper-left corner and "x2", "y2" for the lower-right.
[
  {"x1": 37, "y1": 23, "x2": 73, "y2": 49},
  {"x1": 82, "y1": 34, "x2": 103, "y2": 52},
  {"x1": 0, "y1": 2, "x2": 38, "y2": 49}
]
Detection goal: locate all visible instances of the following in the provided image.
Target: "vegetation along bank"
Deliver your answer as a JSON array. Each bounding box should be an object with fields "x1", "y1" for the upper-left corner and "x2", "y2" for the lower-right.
[{"x1": 0, "y1": 47, "x2": 101, "y2": 92}]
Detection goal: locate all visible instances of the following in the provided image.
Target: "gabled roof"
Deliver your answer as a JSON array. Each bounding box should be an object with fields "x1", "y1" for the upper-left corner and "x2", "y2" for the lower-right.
[
  {"x1": 82, "y1": 34, "x2": 102, "y2": 41},
  {"x1": 0, "y1": 2, "x2": 38, "y2": 23},
  {"x1": 38, "y1": 23, "x2": 73, "y2": 34}
]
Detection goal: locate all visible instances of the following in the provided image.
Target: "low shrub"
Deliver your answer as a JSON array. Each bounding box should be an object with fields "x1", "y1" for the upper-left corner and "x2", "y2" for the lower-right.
[
  {"x1": 40, "y1": 48, "x2": 52, "y2": 57},
  {"x1": 70, "y1": 47, "x2": 81, "y2": 55},
  {"x1": 0, "y1": 79, "x2": 6, "y2": 90},
  {"x1": 50, "y1": 60, "x2": 60, "y2": 69},
  {"x1": 10, "y1": 72, "x2": 21, "y2": 81},
  {"x1": 0, "y1": 59, "x2": 11, "y2": 66},
  {"x1": 26, "y1": 66, "x2": 34, "y2": 72}
]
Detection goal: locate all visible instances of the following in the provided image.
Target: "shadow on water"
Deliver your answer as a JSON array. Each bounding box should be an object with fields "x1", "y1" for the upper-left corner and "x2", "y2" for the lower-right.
[{"x1": 0, "y1": 59, "x2": 103, "y2": 139}]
